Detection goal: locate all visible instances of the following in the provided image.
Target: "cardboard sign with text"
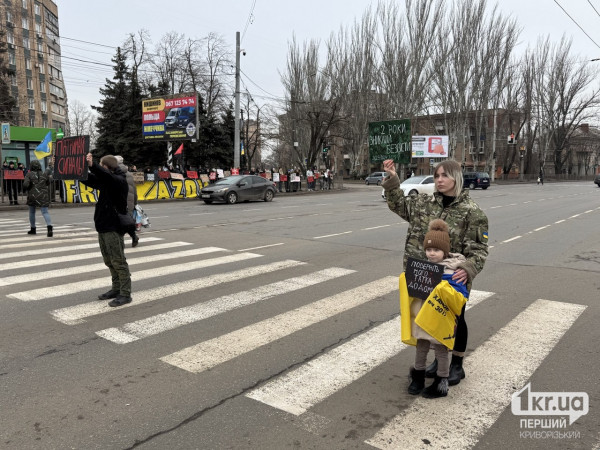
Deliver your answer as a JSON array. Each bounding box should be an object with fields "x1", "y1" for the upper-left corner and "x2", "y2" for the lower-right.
[
  {"x1": 405, "y1": 257, "x2": 444, "y2": 300},
  {"x1": 54, "y1": 135, "x2": 89, "y2": 180}
]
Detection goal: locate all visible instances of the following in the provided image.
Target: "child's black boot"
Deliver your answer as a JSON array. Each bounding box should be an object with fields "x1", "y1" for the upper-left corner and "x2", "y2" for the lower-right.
[
  {"x1": 408, "y1": 367, "x2": 426, "y2": 395},
  {"x1": 422, "y1": 376, "x2": 449, "y2": 398}
]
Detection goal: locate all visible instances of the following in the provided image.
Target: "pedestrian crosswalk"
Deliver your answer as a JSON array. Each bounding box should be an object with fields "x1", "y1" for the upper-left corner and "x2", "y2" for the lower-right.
[{"x1": 0, "y1": 216, "x2": 588, "y2": 449}]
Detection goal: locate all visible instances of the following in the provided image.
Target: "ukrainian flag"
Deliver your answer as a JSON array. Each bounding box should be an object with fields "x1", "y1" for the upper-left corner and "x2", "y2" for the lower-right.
[{"x1": 34, "y1": 131, "x2": 53, "y2": 160}]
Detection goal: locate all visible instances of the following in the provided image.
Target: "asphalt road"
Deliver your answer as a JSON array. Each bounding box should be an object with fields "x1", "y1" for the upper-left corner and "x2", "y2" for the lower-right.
[{"x1": 0, "y1": 182, "x2": 598, "y2": 449}]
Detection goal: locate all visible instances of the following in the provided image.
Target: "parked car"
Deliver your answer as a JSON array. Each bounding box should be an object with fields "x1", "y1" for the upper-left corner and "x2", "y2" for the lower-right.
[
  {"x1": 199, "y1": 175, "x2": 276, "y2": 204},
  {"x1": 463, "y1": 171, "x2": 490, "y2": 189},
  {"x1": 365, "y1": 171, "x2": 388, "y2": 185},
  {"x1": 165, "y1": 106, "x2": 196, "y2": 128},
  {"x1": 594, "y1": 173, "x2": 600, "y2": 187},
  {"x1": 399, "y1": 175, "x2": 435, "y2": 197}
]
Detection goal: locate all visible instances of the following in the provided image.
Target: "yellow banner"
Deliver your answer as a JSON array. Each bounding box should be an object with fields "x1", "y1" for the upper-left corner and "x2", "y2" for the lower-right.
[{"x1": 61, "y1": 179, "x2": 208, "y2": 203}]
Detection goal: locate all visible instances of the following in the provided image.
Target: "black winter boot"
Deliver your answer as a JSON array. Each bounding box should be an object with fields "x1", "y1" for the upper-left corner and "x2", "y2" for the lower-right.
[
  {"x1": 47, "y1": 225, "x2": 53, "y2": 237},
  {"x1": 448, "y1": 354, "x2": 465, "y2": 386},
  {"x1": 408, "y1": 367, "x2": 426, "y2": 395},
  {"x1": 27, "y1": 227, "x2": 36, "y2": 235},
  {"x1": 425, "y1": 359, "x2": 438, "y2": 378},
  {"x1": 422, "y1": 376, "x2": 449, "y2": 398}
]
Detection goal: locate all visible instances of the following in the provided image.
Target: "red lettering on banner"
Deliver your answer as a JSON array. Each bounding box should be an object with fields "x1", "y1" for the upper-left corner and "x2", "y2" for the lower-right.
[
  {"x1": 186, "y1": 171, "x2": 198, "y2": 179},
  {"x1": 209, "y1": 172, "x2": 216, "y2": 180},
  {"x1": 3, "y1": 169, "x2": 24, "y2": 180},
  {"x1": 158, "y1": 170, "x2": 171, "y2": 179},
  {"x1": 280, "y1": 175, "x2": 288, "y2": 182}
]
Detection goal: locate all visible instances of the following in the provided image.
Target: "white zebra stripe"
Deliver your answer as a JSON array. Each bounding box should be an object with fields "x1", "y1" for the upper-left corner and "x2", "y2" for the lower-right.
[
  {"x1": 0, "y1": 241, "x2": 193, "y2": 271},
  {"x1": 9, "y1": 252, "x2": 262, "y2": 302},
  {"x1": 50, "y1": 259, "x2": 304, "y2": 325},
  {"x1": 97, "y1": 267, "x2": 356, "y2": 344},
  {"x1": 0, "y1": 247, "x2": 227, "y2": 286},
  {"x1": 160, "y1": 277, "x2": 398, "y2": 373},
  {"x1": 0, "y1": 237, "x2": 162, "y2": 260},
  {"x1": 365, "y1": 299, "x2": 586, "y2": 450},
  {"x1": 245, "y1": 290, "x2": 494, "y2": 415}
]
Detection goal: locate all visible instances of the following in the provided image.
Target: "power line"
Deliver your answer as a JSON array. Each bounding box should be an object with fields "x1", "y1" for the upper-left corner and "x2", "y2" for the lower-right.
[
  {"x1": 553, "y1": 0, "x2": 600, "y2": 50},
  {"x1": 587, "y1": 0, "x2": 600, "y2": 19},
  {"x1": 241, "y1": 0, "x2": 257, "y2": 43}
]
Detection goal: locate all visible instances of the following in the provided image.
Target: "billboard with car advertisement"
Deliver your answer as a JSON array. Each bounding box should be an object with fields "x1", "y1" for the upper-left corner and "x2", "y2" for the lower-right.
[
  {"x1": 411, "y1": 135, "x2": 449, "y2": 158},
  {"x1": 142, "y1": 93, "x2": 199, "y2": 141}
]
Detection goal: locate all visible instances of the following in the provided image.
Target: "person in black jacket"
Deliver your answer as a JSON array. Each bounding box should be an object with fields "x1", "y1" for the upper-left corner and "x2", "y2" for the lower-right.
[
  {"x1": 81, "y1": 153, "x2": 132, "y2": 307},
  {"x1": 23, "y1": 159, "x2": 53, "y2": 236}
]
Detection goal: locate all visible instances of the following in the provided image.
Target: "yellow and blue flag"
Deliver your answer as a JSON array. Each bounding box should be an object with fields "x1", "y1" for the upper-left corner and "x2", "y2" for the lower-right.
[{"x1": 34, "y1": 131, "x2": 53, "y2": 160}]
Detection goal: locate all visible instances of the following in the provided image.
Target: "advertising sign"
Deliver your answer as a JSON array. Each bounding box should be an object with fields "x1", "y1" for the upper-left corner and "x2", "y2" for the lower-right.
[
  {"x1": 1, "y1": 122, "x2": 10, "y2": 144},
  {"x1": 54, "y1": 135, "x2": 89, "y2": 180},
  {"x1": 142, "y1": 94, "x2": 199, "y2": 141},
  {"x1": 368, "y1": 119, "x2": 411, "y2": 164},
  {"x1": 411, "y1": 135, "x2": 449, "y2": 158}
]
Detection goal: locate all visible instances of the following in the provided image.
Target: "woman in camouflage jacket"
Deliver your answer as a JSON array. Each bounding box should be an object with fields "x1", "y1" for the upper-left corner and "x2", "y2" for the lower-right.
[{"x1": 382, "y1": 159, "x2": 488, "y2": 386}]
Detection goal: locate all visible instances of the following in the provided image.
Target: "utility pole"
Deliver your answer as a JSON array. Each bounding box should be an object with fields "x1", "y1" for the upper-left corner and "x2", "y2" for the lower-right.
[
  {"x1": 491, "y1": 109, "x2": 497, "y2": 182},
  {"x1": 234, "y1": 31, "x2": 241, "y2": 170}
]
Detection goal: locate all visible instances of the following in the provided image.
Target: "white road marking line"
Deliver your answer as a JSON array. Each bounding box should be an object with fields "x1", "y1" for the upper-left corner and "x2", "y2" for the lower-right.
[
  {"x1": 281, "y1": 206, "x2": 300, "y2": 209},
  {"x1": 0, "y1": 237, "x2": 162, "y2": 258},
  {"x1": 555, "y1": 219, "x2": 566, "y2": 224},
  {"x1": 0, "y1": 228, "x2": 93, "y2": 238},
  {"x1": 150, "y1": 215, "x2": 169, "y2": 219},
  {"x1": 362, "y1": 225, "x2": 391, "y2": 231},
  {"x1": 51, "y1": 260, "x2": 303, "y2": 325},
  {"x1": 569, "y1": 214, "x2": 581, "y2": 218},
  {"x1": 534, "y1": 225, "x2": 550, "y2": 231},
  {"x1": 584, "y1": 210, "x2": 593, "y2": 213},
  {"x1": 502, "y1": 236, "x2": 521, "y2": 243},
  {"x1": 238, "y1": 243, "x2": 284, "y2": 252},
  {"x1": 161, "y1": 277, "x2": 397, "y2": 373},
  {"x1": 366, "y1": 299, "x2": 586, "y2": 450},
  {"x1": 268, "y1": 217, "x2": 294, "y2": 221},
  {"x1": 242, "y1": 209, "x2": 262, "y2": 212},
  {"x1": 0, "y1": 241, "x2": 193, "y2": 271},
  {"x1": 489, "y1": 206, "x2": 503, "y2": 209},
  {"x1": 10, "y1": 252, "x2": 262, "y2": 302},
  {"x1": 189, "y1": 213, "x2": 215, "y2": 216},
  {"x1": 97, "y1": 268, "x2": 354, "y2": 344},
  {"x1": 245, "y1": 290, "x2": 494, "y2": 415},
  {"x1": 0, "y1": 247, "x2": 226, "y2": 286},
  {"x1": 313, "y1": 231, "x2": 353, "y2": 239}
]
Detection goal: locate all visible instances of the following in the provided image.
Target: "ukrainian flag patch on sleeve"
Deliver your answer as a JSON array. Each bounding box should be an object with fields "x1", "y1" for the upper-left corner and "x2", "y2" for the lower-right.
[{"x1": 482, "y1": 231, "x2": 488, "y2": 240}]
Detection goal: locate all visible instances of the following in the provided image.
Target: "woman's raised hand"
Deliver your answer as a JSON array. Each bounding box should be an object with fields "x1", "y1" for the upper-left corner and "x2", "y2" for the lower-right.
[{"x1": 383, "y1": 159, "x2": 396, "y2": 177}]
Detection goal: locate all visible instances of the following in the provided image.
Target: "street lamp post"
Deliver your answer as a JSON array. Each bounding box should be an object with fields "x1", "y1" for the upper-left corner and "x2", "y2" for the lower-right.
[{"x1": 519, "y1": 146, "x2": 525, "y2": 181}]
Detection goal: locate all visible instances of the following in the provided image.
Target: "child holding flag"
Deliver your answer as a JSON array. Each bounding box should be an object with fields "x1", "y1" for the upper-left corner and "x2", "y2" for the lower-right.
[{"x1": 403, "y1": 219, "x2": 469, "y2": 398}]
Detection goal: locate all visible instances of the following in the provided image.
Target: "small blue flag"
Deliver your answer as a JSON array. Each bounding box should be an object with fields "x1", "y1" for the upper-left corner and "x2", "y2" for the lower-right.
[{"x1": 34, "y1": 131, "x2": 53, "y2": 160}]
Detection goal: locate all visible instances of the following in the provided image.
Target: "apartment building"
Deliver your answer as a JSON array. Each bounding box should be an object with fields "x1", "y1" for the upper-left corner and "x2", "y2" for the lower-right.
[{"x1": 2, "y1": 0, "x2": 67, "y2": 130}]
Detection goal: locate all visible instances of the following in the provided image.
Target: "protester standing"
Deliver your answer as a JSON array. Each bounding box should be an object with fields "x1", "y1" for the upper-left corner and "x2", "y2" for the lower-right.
[
  {"x1": 23, "y1": 159, "x2": 53, "y2": 236},
  {"x1": 382, "y1": 158, "x2": 488, "y2": 385},
  {"x1": 81, "y1": 153, "x2": 132, "y2": 307},
  {"x1": 5, "y1": 161, "x2": 19, "y2": 205}
]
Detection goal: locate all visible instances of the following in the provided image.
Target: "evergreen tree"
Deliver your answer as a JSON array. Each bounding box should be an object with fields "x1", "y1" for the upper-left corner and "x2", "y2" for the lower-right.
[{"x1": 93, "y1": 48, "x2": 130, "y2": 157}]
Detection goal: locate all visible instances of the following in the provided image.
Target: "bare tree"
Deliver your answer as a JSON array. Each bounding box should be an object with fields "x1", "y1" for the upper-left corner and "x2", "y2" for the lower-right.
[{"x1": 532, "y1": 36, "x2": 600, "y2": 176}]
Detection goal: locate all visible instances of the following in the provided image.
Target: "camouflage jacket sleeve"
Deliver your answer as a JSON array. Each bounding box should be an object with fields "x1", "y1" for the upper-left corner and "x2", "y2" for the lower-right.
[
  {"x1": 382, "y1": 174, "x2": 413, "y2": 222},
  {"x1": 457, "y1": 203, "x2": 489, "y2": 282}
]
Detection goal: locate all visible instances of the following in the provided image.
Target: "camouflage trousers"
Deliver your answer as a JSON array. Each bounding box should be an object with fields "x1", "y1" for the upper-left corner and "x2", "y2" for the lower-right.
[{"x1": 98, "y1": 231, "x2": 131, "y2": 297}]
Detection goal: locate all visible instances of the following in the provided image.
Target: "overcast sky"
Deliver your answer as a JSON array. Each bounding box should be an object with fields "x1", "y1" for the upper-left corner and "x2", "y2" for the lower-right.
[{"x1": 57, "y1": 0, "x2": 600, "y2": 112}]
